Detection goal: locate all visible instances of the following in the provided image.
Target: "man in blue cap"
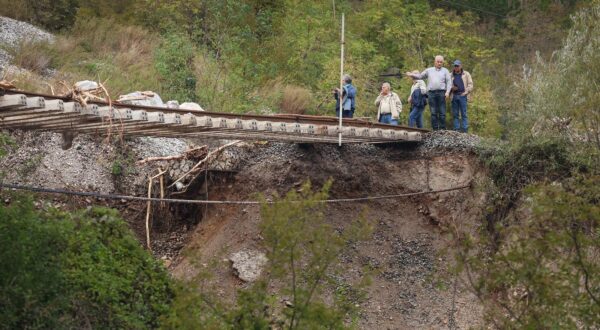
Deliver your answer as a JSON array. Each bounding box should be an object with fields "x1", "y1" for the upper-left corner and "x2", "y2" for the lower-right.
[{"x1": 450, "y1": 60, "x2": 473, "y2": 133}]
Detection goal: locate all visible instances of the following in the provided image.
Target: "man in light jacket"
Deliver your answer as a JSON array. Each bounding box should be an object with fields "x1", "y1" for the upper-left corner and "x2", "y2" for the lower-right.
[
  {"x1": 375, "y1": 82, "x2": 402, "y2": 125},
  {"x1": 450, "y1": 59, "x2": 474, "y2": 133},
  {"x1": 406, "y1": 55, "x2": 452, "y2": 130}
]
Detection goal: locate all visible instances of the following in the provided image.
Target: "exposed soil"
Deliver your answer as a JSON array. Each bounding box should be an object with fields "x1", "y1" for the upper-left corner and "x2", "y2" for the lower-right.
[
  {"x1": 1, "y1": 129, "x2": 487, "y2": 329},
  {"x1": 170, "y1": 136, "x2": 486, "y2": 329}
]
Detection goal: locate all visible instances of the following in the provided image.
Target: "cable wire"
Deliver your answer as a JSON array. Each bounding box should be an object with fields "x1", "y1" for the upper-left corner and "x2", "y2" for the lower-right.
[{"x1": 0, "y1": 183, "x2": 470, "y2": 205}]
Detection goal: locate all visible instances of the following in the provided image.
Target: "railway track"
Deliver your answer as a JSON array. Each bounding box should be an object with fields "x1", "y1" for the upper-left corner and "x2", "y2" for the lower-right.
[{"x1": 0, "y1": 89, "x2": 428, "y2": 144}]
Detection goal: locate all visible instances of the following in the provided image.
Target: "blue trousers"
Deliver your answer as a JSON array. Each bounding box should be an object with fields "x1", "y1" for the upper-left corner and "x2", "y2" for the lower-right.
[
  {"x1": 451, "y1": 95, "x2": 468, "y2": 133},
  {"x1": 428, "y1": 90, "x2": 446, "y2": 130},
  {"x1": 336, "y1": 109, "x2": 354, "y2": 118},
  {"x1": 408, "y1": 105, "x2": 424, "y2": 128},
  {"x1": 378, "y1": 113, "x2": 398, "y2": 125}
]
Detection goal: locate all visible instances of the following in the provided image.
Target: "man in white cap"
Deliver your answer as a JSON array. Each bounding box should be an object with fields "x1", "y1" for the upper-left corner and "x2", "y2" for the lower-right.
[{"x1": 450, "y1": 59, "x2": 474, "y2": 133}]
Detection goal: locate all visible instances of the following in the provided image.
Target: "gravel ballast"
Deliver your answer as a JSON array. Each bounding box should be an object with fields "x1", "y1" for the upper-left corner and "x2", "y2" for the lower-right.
[{"x1": 0, "y1": 16, "x2": 55, "y2": 71}]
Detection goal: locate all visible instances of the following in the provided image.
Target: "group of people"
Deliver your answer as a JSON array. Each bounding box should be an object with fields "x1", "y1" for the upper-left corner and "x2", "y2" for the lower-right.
[{"x1": 333, "y1": 55, "x2": 474, "y2": 133}]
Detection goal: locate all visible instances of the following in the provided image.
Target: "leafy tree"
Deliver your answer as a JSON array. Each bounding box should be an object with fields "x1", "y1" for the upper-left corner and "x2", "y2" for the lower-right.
[
  {"x1": 452, "y1": 4, "x2": 600, "y2": 327},
  {"x1": 455, "y1": 174, "x2": 600, "y2": 328},
  {"x1": 0, "y1": 197, "x2": 173, "y2": 329},
  {"x1": 503, "y1": 0, "x2": 600, "y2": 157}
]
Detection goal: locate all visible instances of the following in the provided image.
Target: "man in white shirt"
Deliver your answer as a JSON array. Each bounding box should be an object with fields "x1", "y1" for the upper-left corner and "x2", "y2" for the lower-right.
[{"x1": 406, "y1": 55, "x2": 452, "y2": 130}]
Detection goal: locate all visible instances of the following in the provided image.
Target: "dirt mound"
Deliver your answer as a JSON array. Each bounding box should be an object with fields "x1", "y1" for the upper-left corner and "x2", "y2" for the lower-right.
[{"x1": 171, "y1": 137, "x2": 485, "y2": 329}]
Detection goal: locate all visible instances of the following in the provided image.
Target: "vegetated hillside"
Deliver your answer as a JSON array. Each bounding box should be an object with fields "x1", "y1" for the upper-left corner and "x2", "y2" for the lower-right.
[
  {"x1": 0, "y1": 1, "x2": 586, "y2": 138},
  {"x1": 171, "y1": 132, "x2": 486, "y2": 329},
  {"x1": 2, "y1": 1, "x2": 599, "y2": 328}
]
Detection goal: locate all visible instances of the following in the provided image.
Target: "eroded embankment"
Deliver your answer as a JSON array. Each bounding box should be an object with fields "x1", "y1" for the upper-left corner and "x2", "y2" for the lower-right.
[
  {"x1": 0, "y1": 129, "x2": 486, "y2": 329},
  {"x1": 169, "y1": 133, "x2": 486, "y2": 329}
]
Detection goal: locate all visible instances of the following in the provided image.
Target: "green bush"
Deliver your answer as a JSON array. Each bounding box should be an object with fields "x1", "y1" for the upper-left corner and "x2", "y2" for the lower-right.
[
  {"x1": 0, "y1": 197, "x2": 173, "y2": 329},
  {"x1": 154, "y1": 33, "x2": 197, "y2": 103},
  {"x1": 455, "y1": 174, "x2": 600, "y2": 328}
]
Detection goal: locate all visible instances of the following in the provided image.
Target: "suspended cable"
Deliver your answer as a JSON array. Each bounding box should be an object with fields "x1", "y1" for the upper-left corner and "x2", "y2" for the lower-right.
[{"x1": 0, "y1": 183, "x2": 471, "y2": 205}]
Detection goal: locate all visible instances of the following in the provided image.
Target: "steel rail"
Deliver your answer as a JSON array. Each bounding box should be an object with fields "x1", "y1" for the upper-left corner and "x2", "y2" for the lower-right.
[{"x1": 4, "y1": 89, "x2": 429, "y2": 133}]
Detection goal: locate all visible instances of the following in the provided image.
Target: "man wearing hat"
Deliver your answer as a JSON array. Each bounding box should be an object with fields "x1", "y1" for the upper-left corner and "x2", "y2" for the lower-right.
[{"x1": 450, "y1": 60, "x2": 474, "y2": 133}]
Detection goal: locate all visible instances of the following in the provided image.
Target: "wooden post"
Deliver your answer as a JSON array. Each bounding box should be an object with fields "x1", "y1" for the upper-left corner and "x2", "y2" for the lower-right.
[
  {"x1": 159, "y1": 168, "x2": 165, "y2": 209},
  {"x1": 145, "y1": 175, "x2": 153, "y2": 251},
  {"x1": 338, "y1": 13, "x2": 345, "y2": 147}
]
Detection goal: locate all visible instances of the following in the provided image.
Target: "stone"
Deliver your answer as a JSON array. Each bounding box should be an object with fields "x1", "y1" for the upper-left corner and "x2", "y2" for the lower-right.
[
  {"x1": 229, "y1": 250, "x2": 268, "y2": 282},
  {"x1": 175, "y1": 181, "x2": 185, "y2": 191}
]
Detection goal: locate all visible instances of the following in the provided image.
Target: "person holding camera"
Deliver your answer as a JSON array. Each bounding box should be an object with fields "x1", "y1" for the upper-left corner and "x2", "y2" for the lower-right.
[
  {"x1": 333, "y1": 74, "x2": 357, "y2": 118},
  {"x1": 450, "y1": 60, "x2": 473, "y2": 133},
  {"x1": 375, "y1": 82, "x2": 402, "y2": 125}
]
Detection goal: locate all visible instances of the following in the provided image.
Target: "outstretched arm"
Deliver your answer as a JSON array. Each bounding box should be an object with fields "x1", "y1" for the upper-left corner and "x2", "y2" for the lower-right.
[{"x1": 405, "y1": 69, "x2": 428, "y2": 80}]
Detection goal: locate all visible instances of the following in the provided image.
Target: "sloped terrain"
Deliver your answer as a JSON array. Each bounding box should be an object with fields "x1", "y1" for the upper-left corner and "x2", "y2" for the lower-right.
[
  {"x1": 171, "y1": 131, "x2": 486, "y2": 329},
  {"x1": 1, "y1": 128, "x2": 486, "y2": 328}
]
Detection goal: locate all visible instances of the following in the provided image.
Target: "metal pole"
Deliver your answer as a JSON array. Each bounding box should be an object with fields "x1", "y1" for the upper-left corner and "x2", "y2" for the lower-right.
[{"x1": 338, "y1": 13, "x2": 344, "y2": 146}]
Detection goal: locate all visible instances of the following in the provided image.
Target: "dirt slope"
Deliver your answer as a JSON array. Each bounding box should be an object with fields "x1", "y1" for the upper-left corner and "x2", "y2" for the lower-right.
[
  {"x1": 1, "y1": 128, "x2": 486, "y2": 328},
  {"x1": 172, "y1": 132, "x2": 486, "y2": 329}
]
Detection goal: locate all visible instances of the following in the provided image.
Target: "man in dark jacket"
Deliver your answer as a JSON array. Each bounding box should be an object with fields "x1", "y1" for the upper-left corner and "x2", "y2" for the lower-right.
[
  {"x1": 450, "y1": 60, "x2": 474, "y2": 133},
  {"x1": 333, "y1": 74, "x2": 357, "y2": 118}
]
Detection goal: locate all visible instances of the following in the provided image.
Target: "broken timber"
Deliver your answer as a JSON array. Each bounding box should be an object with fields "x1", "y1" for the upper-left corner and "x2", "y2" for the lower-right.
[{"x1": 0, "y1": 90, "x2": 428, "y2": 143}]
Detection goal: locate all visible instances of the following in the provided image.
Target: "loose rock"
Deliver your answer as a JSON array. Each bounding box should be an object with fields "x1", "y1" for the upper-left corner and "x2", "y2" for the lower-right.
[{"x1": 229, "y1": 250, "x2": 268, "y2": 282}]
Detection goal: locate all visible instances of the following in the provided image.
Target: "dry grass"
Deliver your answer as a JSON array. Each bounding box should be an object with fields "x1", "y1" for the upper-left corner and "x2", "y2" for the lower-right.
[
  {"x1": 2, "y1": 16, "x2": 162, "y2": 97},
  {"x1": 280, "y1": 85, "x2": 313, "y2": 114},
  {"x1": 0, "y1": 0, "x2": 32, "y2": 23},
  {"x1": 7, "y1": 40, "x2": 54, "y2": 76},
  {"x1": 46, "y1": 17, "x2": 161, "y2": 96},
  {"x1": 57, "y1": 17, "x2": 158, "y2": 67}
]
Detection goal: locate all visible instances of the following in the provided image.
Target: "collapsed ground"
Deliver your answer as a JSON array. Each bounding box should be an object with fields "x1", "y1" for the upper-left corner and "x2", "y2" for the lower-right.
[{"x1": 0, "y1": 130, "x2": 485, "y2": 329}]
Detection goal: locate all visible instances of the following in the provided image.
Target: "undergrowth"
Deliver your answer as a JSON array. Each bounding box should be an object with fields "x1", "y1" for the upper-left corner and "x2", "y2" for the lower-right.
[
  {"x1": 456, "y1": 114, "x2": 600, "y2": 327},
  {"x1": 0, "y1": 196, "x2": 173, "y2": 329}
]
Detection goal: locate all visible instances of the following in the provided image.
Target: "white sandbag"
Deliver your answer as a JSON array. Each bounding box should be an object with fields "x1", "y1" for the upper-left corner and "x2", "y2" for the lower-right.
[
  {"x1": 179, "y1": 102, "x2": 204, "y2": 111},
  {"x1": 166, "y1": 100, "x2": 180, "y2": 109},
  {"x1": 75, "y1": 80, "x2": 99, "y2": 91},
  {"x1": 117, "y1": 91, "x2": 164, "y2": 107}
]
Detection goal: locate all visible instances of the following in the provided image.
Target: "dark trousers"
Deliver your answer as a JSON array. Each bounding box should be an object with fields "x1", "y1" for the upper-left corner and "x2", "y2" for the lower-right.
[
  {"x1": 428, "y1": 90, "x2": 446, "y2": 130},
  {"x1": 451, "y1": 95, "x2": 468, "y2": 133},
  {"x1": 409, "y1": 105, "x2": 424, "y2": 128},
  {"x1": 336, "y1": 109, "x2": 354, "y2": 118}
]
